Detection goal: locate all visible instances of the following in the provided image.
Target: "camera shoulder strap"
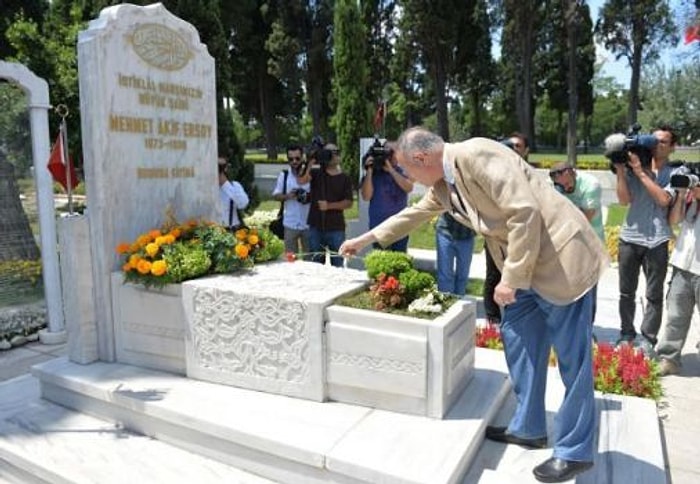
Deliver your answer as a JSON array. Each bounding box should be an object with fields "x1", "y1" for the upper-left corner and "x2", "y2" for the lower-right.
[{"x1": 278, "y1": 169, "x2": 289, "y2": 218}]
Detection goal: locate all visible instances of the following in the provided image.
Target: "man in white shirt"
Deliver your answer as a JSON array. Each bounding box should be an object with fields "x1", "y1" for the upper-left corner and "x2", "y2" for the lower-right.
[
  {"x1": 272, "y1": 145, "x2": 312, "y2": 253},
  {"x1": 218, "y1": 157, "x2": 249, "y2": 230},
  {"x1": 657, "y1": 175, "x2": 700, "y2": 376}
]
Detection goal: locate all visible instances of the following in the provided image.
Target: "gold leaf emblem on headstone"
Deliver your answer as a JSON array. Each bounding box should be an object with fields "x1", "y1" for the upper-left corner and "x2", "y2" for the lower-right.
[{"x1": 129, "y1": 23, "x2": 192, "y2": 71}]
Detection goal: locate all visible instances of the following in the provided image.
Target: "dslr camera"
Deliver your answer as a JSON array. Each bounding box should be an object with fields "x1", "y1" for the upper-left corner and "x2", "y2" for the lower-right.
[
  {"x1": 362, "y1": 137, "x2": 393, "y2": 171},
  {"x1": 292, "y1": 188, "x2": 310, "y2": 204},
  {"x1": 670, "y1": 161, "x2": 700, "y2": 189},
  {"x1": 603, "y1": 124, "x2": 657, "y2": 174}
]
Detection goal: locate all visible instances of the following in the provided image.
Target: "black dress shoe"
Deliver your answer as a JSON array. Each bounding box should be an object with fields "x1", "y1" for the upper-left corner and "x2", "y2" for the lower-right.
[
  {"x1": 533, "y1": 457, "x2": 593, "y2": 483},
  {"x1": 484, "y1": 426, "x2": 547, "y2": 449}
]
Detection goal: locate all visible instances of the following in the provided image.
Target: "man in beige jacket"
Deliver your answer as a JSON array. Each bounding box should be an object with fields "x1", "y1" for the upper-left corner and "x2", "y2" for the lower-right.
[{"x1": 339, "y1": 127, "x2": 608, "y2": 483}]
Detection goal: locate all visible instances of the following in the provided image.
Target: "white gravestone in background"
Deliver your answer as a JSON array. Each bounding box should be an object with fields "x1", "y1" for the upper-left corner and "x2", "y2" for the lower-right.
[{"x1": 78, "y1": 3, "x2": 219, "y2": 362}]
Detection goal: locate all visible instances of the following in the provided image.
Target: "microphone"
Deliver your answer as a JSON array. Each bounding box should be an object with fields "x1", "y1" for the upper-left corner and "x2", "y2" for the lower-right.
[{"x1": 604, "y1": 133, "x2": 627, "y2": 157}]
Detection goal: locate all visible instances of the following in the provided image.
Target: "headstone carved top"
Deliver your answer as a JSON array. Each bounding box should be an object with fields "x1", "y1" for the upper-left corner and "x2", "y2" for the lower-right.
[{"x1": 78, "y1": 3, "x2": 218, "y2": 360}]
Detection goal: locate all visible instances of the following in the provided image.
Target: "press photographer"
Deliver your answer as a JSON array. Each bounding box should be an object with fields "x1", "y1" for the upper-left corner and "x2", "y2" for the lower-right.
[
  {"x1": 611, "y1": 124, "x2": 677, "y2": 352},
  {"x1": 360, "y1": 137, "x2": 413, "y2": 252},
  {"x1": 218, "y1": 157, "x2": 249, "y2": 231},
  {"x1": 271, "y1": 144, "x2": 312, "y2": 254}
]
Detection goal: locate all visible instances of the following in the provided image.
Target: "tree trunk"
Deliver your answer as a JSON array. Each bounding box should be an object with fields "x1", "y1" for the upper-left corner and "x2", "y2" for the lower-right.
[
  {"x1": 434, "y1": 60, "x2": 450, "y2": 141},
  {"x1": 628, "y1": 43, "x2": 642, "y2": 127},
  {"x1": 259, "y1": 79, "x2": 278, "y2": 161},
  {"x1": 0, "y1": 159, "x2": 40, "y2": 261},
  {"x1": 565, "y1": 0, "x2": 578, "y2": 166}
]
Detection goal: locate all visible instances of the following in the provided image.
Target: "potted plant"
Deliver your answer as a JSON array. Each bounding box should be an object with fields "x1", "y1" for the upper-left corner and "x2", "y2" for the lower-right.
[{"x1": 325, "y1": 250, "x2": 476, "y2": 418}]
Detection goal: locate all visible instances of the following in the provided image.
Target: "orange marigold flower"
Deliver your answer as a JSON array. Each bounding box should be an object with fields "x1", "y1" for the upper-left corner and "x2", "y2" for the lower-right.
[
  {"x1": 170, "y1": 228, "x2": 182, "y2": 239},
  {"x1": 235, "y1": 228, "x2": 248, "y2": 240},
  {"x1": 150, "y1": 259, "x2": 167, "y2": 276},
  {"x1": 129, "y1": 242, "x2": 141, "y2": 252},
  {"x1": 128, "y1": 254, "x2": 141, "y2": 269},
  {"x1": 137, "y1": 234, "x2": 152, "y2": 246},
  {"x1": 247, "y1": 234, "x2": 259, "y2": 245},
  {"x1": 136, "y1": 259, "x2": 152, "y2": 275},
  {"x1": 116, "y1": 242, "x2": 131, "y2": 255},
  {"x1": 154, "y1": 236, "x2": 167, "y2": 245},
  {"x1": 121, "y1": 262, "x2": 132, "y2": 272},
  {"x1": 162, "y1": 234, "x2": 176, "y2": 244},
  {"x1": 145, "y1": 242, "x2": 160, "y2": 258},
  {"x1": 148, "y1": 229, "x2": 162, "y2": 239},
  {"x1": 235, "y1": 243, "x2": 250, "y2": 259}
]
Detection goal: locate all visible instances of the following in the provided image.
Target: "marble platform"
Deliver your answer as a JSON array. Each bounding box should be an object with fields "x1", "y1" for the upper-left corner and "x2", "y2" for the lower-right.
[{"x1": 1, "y1": 349, "x2": 511, "y2": 484}]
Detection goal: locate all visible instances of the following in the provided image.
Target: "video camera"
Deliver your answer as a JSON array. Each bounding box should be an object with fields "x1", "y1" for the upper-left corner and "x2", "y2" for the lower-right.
[
  {"x1": 362, "y1": 137, "x2": 393, "y2": 171},
  {"x1": 307, "y1": 135, "x2": 334, "y2": 168},
  {"x1": 603, "y1": 124, "x2": 657, "y2": 174},
  {"x1": 669, "y1": 161, "x2": 700, "y2": 189}
]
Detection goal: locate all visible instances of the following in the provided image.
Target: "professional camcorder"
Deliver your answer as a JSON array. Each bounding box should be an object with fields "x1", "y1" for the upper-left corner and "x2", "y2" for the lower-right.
[
  {"x1": 669, "y1": 161, "x2": 700, "y2": 189},
  {"x1": 362, "y1": 137, "x2": 393, "y2": 170},
  {"x1": 603, "y1": 124, "x2": 657, "y2": 174},
  {"x1": 308, "y1": 135, "x2": 334, "y2": 168}
]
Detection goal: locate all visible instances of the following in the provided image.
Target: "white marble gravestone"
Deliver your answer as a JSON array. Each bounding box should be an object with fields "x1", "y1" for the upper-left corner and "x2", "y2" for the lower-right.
[{"x1": 78, "y1": 3, "x2": 219, "y2": 363}]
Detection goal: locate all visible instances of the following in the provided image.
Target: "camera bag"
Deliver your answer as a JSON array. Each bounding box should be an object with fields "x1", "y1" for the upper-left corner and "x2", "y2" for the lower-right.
[{"x1": 269, "y1": 169, "x2": 288, "y2": 239}]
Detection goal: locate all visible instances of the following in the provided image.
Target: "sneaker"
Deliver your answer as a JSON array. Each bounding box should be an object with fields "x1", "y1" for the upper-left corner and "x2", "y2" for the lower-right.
[{"x1": 658, "y1": 358, "x2": 679, "y2": 377}]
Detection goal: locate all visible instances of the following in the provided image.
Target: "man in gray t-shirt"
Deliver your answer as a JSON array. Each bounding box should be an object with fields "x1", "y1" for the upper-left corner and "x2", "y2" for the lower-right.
[{"x1": 615, "y1": 125, "x2": 677, "y2": 349}]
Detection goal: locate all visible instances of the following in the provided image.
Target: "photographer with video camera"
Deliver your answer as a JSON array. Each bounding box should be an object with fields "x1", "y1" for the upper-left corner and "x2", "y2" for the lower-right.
[
  {"x1": 360, "y1": 138, "x2": 414, "y2": 252},
  {"x1": 272, "y1": 144, "x2": 312, "y2": 254},
  {"x1": 656, "y1": 163, "x2": 700, "y2": 376},
  {"x1": 606, "y1": 124, "x2": 677, "y2": 353},
  {"x1": 218, "y1": 157, "x2": 249, "y2": 231},
  {"x1": 301, "y1": 141, "x2": 353, "y2": 267}
]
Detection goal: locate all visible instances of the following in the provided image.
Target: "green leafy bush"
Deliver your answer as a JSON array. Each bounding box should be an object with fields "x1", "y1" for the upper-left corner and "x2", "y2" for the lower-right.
[
  {"x1": 364, "y1": 250, "x2": 413, "y2": 280},
  {"x1": 398, "y1": 268, "x2": 436, "y2": 301}
]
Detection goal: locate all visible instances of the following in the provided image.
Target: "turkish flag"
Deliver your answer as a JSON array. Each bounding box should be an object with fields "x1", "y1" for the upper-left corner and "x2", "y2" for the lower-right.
[
  {"x1": 46, "y1": 132, "x2": 78, "y2": 191},
  {"x1": 685, "y1": 24, "x2": 700, "y2": 44}
]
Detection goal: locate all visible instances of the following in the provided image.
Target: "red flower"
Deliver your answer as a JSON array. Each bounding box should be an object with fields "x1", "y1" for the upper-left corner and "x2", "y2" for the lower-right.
[{"x1": 285, "y1": 252, "x2": 296, "y2": 262}]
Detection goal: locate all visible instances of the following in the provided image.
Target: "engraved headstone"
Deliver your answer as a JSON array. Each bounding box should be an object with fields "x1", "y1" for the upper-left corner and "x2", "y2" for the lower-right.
[{"x1": 78, "y1": 3, "x2": 219, "y2": 360}]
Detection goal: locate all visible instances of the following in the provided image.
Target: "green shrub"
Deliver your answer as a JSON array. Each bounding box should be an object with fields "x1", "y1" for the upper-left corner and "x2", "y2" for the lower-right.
[
  {"x1": 364, "y1": 250, "x2": 413, "y2": 280},
  {"x1": 398, "y1": 269, "x2": 436, "y2": 301}
]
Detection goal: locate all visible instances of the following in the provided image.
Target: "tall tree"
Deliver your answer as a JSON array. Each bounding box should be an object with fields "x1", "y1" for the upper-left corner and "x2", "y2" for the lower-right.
[
  {"x1": 331, "y1": 0, "x2": 369, "y2": 183},
  {"x1": 500, "y1": 0, "x2": 545, "y2": 148},
  {"x1": 595, "y1": 0, "x2": 678, "y2": 126},
  {"x1": 0, "y1": 0, "x2": 47, "y2": 59},
  {"x1": 401, "y1": 0, "x2": 475, "y2": 141}
]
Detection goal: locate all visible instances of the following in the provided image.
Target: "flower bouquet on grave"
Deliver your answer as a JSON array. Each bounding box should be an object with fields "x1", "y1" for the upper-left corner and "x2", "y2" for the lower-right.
[{"x1": 116, "y1": 218, "x2": 284, "y2": 289}]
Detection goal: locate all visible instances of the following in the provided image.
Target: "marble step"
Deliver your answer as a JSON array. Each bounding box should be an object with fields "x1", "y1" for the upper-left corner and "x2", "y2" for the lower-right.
[
  {"x1": 463, "y1": 367, "x2": 666, "y2": 484},
  {"x1": 26, "y1": 349, "x2": 511, "y2": 484},
  {"x1": 0, "y1": 395, "x2": 277, "y2": 483}
]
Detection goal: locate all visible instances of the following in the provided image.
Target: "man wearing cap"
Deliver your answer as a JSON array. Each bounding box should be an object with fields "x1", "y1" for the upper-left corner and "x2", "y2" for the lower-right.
[{"x1": 339, "y1": 127, "x2": 608, "y2": 483}]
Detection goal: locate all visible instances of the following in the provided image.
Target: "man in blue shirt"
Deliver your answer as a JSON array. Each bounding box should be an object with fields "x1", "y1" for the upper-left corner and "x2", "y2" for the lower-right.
[{"x1": 360, "y1": 143, "x2": 414, "y2": 251}]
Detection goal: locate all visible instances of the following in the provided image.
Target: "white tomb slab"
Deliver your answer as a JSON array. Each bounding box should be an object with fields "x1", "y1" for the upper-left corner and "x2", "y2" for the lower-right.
[{"x1": 182, "y1": 261, "x2": 368, "y2": 401}]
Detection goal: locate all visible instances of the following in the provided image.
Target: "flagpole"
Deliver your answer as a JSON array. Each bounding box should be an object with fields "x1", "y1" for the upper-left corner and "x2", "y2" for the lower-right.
[{"x1": 56, "y1": 105, "x2": 73, "y2": 215}]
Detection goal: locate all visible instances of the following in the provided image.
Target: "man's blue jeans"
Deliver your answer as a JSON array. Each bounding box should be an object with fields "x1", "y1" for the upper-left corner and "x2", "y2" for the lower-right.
[
  {"x1": 308, "y1": 227, "x2": 345, "y2": 267},
  {"x1": 435, "y1": 230, "x2": 474, "y2": 295},
  {"x1": 501, "y1": 289, "x2": 595, "y2": 462}
]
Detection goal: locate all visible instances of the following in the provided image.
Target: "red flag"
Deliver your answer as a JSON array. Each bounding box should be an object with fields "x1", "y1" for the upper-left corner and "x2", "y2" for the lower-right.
[
  {"x1": 373, "y1": 102, "x2": 385, "y2": 132},
  {"x1": 47, "y1": 132, "x2": 78, "y2": 191},
  {"x1": 685, "y1": 24, "x2": 700, "y2": 44}
]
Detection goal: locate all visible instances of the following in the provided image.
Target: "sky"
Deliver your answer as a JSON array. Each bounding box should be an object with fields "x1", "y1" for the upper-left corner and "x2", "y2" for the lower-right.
[{"x1": 589, "y1": 0, "x2": 697, "y2": 88}]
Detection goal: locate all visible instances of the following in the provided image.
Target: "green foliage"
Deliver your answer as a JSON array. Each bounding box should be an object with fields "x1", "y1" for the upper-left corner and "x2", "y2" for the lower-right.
[
  {"x1": 398, "y1": 269, "x2": 436, "y2": 302},
  {"x1": 160, "y1": 242, "x2": 211, "y2": 285},
  {"x1": 331, "y1": 0, "x2": 369, "y2": 183},
  {"x1": 364, "y1": 250, "x2": 413, "y2": 280},
  {"x1": 0, "y1": 259, "x2": 42, "y2": 287}
]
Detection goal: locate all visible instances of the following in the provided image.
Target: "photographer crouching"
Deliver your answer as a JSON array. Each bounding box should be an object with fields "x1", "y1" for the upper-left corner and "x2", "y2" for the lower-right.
[{"x1": 360, "y1": 138, "x2": 414, "y2": 252}]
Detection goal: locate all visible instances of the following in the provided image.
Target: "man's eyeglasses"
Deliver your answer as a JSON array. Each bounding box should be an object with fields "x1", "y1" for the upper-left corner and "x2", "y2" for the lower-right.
[{"x1": 288, "y1": 156, "x2": 302, "y2": 162}]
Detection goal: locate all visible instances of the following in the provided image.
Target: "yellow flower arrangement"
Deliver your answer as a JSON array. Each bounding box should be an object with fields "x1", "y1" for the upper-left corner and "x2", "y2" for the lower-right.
[{"x1": 116, "y1": 219, "x2": 284, "y2": 288}]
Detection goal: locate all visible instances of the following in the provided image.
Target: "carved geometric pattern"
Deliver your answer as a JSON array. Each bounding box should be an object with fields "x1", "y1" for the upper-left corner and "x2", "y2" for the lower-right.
[
  {"x1": 189, "y1": 287, "x2": 310, "y2": 383},
  {"x1": 329, "y1": 351, "x2": 424, "y2": 375},
  {"x1": 129, "y1": 23, "x2": 192, "y2": 71}
]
